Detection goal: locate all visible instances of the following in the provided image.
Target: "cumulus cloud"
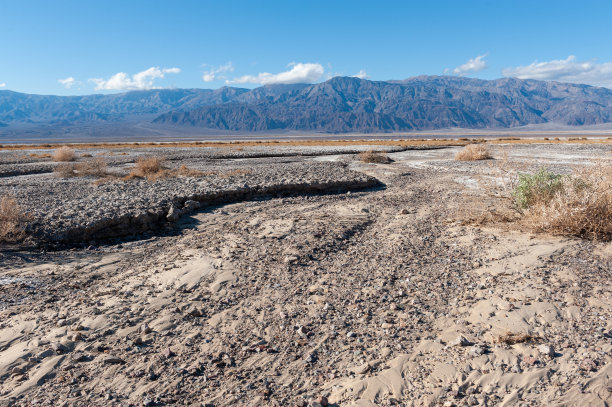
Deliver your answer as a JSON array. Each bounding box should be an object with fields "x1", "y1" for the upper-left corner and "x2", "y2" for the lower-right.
[
  {"x1": 58, "y1": 77, "x2": 77, "y2": 89},
  {"x1": 502, "y1": 55, "x2": 612, "y2": 88},
  {"x1": 352, "y1": 70, "x2": 369, "y2": 79},
  {"x1": 226, "y1": 62, "x2": 324, "y2": 85},
  {"x1": 453, "y1": 54, "x2": 488, "y2": 76},
  {"x1": 202, "y1": 62, "x2": 234, "y2": 82},
  {"x1": 89, "y1": 67, "x2": 181, "y2": 91},
  {"x1": 0, "y1": 83, "x2": 5, "y2": 88}
]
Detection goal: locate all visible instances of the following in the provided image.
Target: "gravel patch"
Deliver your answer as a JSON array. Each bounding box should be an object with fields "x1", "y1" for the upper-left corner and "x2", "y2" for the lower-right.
[{"x1": 1, "y1": 159, "x2": 378, "y2": 244}]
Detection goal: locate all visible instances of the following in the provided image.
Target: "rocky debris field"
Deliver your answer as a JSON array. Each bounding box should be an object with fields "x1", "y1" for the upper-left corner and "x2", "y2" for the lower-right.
[
  {"x1": 0, "y1": 145, "x2": 413, "y2": 245},
  {"x1": 0, "y1": 158, "x2": 377, "y2": 245},
  {"x1": 0, "y1": 142, "x2": 611, "y2": 407}
]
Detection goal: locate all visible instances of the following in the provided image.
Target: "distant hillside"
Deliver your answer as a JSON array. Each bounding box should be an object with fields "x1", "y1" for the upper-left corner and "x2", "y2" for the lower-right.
[
  {"x1": 154, "y1": 76, "x2": 612, "y2": 132},
  {"x1": 0, "y1": 87, "x2": 250, "y2": 124},
  {"x1": 2, "y1": 76, "x2": 612, "y2": 134}
]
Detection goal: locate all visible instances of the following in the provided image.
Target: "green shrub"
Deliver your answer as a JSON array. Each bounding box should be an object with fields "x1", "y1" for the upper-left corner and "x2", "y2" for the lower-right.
[{"x1": 512, "y1": 168, "x2": 564, "y2": 209}]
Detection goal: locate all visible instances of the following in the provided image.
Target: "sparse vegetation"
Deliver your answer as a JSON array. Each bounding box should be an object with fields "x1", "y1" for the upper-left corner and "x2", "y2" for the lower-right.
[
  {"x1": 52, "y1": 146, "x2": 76, "y2": 162},
  {"x1": 512, "y1": 168, "x2": 564, "y2": 209},
  {"x1": 358, "y1": 150, "x2": 392, "y2": 163},
  {"x1": 0, "y1": 195, "x2": 30, "y2": 243},
  {"x1": 77, "y1": 157, "x2": 108, "y2": 177},
  {"x1": 0, "y1": 137, "x2": 608, "y2": 153},
  {"x1": 129, "y1": 156, "x2": 166, "y2": 180},
  {"x1": 175, "y1": 164, "x2": 207, "y2": 177},
  {"x1": 472, "y1": 152, "x2": 612, "y2": 240},
  {"x1": 124, "y1": 157, "x2": 211, "y2": 181},
  {"x1": 29, "y1": 152, "x2": 52, "y2": 159},
  {"x1": 54, "y1": 163, "x2": 77, "y2": 177},
  {"x1": 455, "y1": 144, "x2": 492, "y2": 161},
  {"x1": 54, "y1": 157, "x2": 108, "y2": 178},
  {"x1": 517, "y1": 164, "x2": 612, "y2": 240}
]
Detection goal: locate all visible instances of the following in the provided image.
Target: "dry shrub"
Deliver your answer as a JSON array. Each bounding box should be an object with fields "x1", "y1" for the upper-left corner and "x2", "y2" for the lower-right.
[
  {"x1": 455, "y1": 144, "x2": 492, "y2": 161},
  {"x1": 523, "y1": 163, "x2": 612, "y2": 240},
  {"x1": 358, "y1": 150, "x2": 392, "y2": 164},
  {"x1": 0, "y1": 195, "x2": 31, "y2": 243},
  {"x1": 175, "y1": 164, "x2": 207, "y2": 177},
  {"x1": 54, "y1": 157, "x2": 108, "y2": 178},
  {"x1": 129, "y1": 156, "x2": 166, "y2": 181},
  {"x1": 76, "y1": 157, "x2": 108, "y2": 177},
  {"x1": 52, "y1": 146, "x2": 76, "y2": 162},
  {"x1": 471, "y1": 153, "x2": 611, "y2": 240},
  {"x1": 54, "y1": 163, "x2": 77, "y2": 177},
  {"x1": 120, "y1": 158, "x2": 214, "y2": 182}
]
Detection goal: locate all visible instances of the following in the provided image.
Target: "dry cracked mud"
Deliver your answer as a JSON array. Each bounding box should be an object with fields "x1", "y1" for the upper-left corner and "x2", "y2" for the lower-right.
[{"x1": 0, "y1": 142, "x2": 611, "y2": 406}]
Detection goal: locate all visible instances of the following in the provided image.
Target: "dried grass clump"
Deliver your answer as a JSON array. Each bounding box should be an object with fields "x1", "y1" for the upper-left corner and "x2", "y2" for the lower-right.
[
  {"x1": 175, "y1": 164, "x2": 208, "y2": 177},
  {"x1": 54, "y1": 163, "x2": 77, "y2": 177},
  {"x1": 0, "y1": 195, "x2": 31, "y2": 243},
  {"x1": 52, "y1": 146, "x2": 76, "y2": 162},
  {"x1": 129, "y1": 156, "x2": 167, "y2": 181},
  {"x1": 455, "y1": 144, "x2": 492, "y2": 161},
  {"x1": 522, "y1": 163, "x2": 612, "y2": 240},
  {"x1": 76, "y1": 157, "x2": 108, "y2": 177},
  {"x1": 358, "y1": 150, "x2": 392, "y2": 164},
  {"x1": 54, "y1": 157, "x2": 108, "y2": 178},
  {"x1": 29, "y1": 152, "x2": 52, "y2": 159}
]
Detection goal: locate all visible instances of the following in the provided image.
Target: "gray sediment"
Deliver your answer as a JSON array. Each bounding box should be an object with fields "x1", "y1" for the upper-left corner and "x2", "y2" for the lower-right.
[{"x1": 1, "y1": 159, "x2": 379, "y2": 245}]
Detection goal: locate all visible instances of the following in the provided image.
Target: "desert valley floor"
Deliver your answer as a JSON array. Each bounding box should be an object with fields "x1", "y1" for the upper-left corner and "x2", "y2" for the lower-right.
[{"x1": 0, "y1": 141, "x2": 610, "y2": 406}]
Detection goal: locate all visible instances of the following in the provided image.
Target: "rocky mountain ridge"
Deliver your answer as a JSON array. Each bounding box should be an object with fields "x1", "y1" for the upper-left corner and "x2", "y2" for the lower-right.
[{"x1": 2, "y1": 76, "x2": 612, "y2": 133}]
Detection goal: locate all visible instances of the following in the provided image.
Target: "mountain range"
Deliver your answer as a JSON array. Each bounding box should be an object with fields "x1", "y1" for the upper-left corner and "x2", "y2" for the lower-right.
[{"x1": 2, "y1": 76, "x2": 612, "y2": 135}]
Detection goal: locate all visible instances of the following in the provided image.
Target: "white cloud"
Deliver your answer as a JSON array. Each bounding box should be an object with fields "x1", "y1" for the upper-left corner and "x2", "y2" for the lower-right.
[
  {"x1": 502, "y1": 55, "x2": 612, "y2": 88},
  {"x1": 352, "y1": 70, "x2": 369, "y2": 79},
  {"x1": 453, "y1": 54, "x2": 488, "y2": 76},
  {"x1": 202, "y1": 62, "x2": 234, "y2": 82},
  {"x1": 58, "y1": 77, "x2": 77, "y2": 89},
  {"x1": 89, "y1": 67, "x2": 181, "y2": 91},
  {"x1": 0, "y1": 83, "x2": 5, "y2": 88},
  {"x1": 226, "y1": 62, "x2": 324, "y2": 85}
]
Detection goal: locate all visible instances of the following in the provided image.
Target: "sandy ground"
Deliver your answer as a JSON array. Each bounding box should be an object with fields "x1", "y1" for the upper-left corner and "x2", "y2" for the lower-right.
[{"x1": 0, "y1": 143, "x2": 611, "y2": 406}]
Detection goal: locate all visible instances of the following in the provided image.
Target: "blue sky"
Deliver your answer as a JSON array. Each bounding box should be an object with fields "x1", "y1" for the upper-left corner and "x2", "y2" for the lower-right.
[{"x1": 1, "y1": 0, "x2": 612, "y2": 95}]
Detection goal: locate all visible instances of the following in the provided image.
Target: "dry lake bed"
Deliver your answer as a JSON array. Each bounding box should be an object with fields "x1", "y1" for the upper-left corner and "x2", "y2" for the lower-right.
[{"x1": 0, "y1": 141, "x2": 611, "y2": 406}]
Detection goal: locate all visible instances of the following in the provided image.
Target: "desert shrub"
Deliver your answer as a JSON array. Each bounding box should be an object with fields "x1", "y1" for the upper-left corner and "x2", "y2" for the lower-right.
[
  {"x1": 123, "y1": 156, "x2": 176, "y2": 181},
  {"x1": 513, "y1": 164, "x2": 612, "y2": 240},
  {"x1": 175, "y1": 164, "x2": 206, "y2": 177},
  {"x1": 76, "y1": 157, "x2": 108, "y2": 177},
  {"x1": 0, "y1": 195, "x2": 30, "y2": 243},
  {"x1": 512, "y1": 168, "x2": 564, "y2": 209},
  {"x1": 128, "y1": 156, "x2": 167, "y2": 181},
  {"x1": 358, "y1": 150, "x2": 392, "y2": 164},
  {"x1": 54, "y1": 157, "x2": 108, "y2": 178},
  {"x1": 52, "y1": 146, "x2": 76, "y2": 162},
  {"x1": 54, "y1": 163, "x2": 77, "y2": 177},
  {"x1": 455, "y1": 144, "x2": 492, "y2": 161}
]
